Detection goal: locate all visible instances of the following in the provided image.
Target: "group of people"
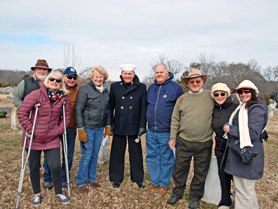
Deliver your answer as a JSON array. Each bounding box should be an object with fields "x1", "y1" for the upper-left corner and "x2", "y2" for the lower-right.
[{"x1": 13, "y1": 59, "x2": 268, "y2": 209}]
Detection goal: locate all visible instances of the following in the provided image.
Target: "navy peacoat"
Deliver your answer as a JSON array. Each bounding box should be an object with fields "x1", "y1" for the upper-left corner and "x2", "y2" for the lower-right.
[{"x1": 110, "y1": 74, "x2": 147, "y2": 136}]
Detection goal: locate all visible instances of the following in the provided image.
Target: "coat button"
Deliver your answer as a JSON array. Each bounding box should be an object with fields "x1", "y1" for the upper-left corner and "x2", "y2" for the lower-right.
[
  {"x1": 122, "y1": 96, "x2": 125, "y2": 99},
  {"x1": 121, "y1": 106, "x2": 124, "y2": 109},
  {"x1": 129, "y1": 106, "x2": 132, "y2": 109},
  {"x1": 130, "y1": 96, "x2": 133, "y2": 99}
]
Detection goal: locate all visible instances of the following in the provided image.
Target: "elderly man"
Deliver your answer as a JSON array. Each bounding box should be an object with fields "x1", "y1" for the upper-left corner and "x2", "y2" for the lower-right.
[
  {"x1": 109, "y1": 64, "x2": 147, "y2": 188},
  {"x1": 146, "y1": 64, "x2": 184, "y2": 195},
  {"x1": 43, "y1": 67, "x2": 79, "y2": 189},
  {"x1": 167, "y1": 68, "x2": 214, "y2": 209},
  {"x1": 13, "y1": 59, "x2": 51, "y2": 108}
]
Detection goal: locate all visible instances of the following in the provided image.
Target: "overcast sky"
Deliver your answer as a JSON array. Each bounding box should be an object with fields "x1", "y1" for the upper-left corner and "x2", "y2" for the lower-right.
[{"x1": 1, "y1": 0, "x2": 277, "y2": 81}]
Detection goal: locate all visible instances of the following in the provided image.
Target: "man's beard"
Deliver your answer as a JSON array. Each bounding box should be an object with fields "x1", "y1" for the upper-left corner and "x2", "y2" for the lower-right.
[{"x1": 37, "y1": 74, "x2": 47, "y2": 81}]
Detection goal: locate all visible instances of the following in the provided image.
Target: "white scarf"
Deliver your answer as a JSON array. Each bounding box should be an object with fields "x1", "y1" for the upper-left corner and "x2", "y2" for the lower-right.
[
  {"x1": 228, "y1": 102, "x2": 253, "y2": 148},
  {"x1": 95, "y1": 84, "x2": 104, "y2": 93}
]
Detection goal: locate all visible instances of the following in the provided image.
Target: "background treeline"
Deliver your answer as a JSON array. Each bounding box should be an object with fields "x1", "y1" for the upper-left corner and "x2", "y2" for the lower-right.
[
  {"x1": 1, "y1": 54, "x2": 278, "y2": 102},
  {"x1": 0, "y1": 70, "x2": 33, "y2": 87}
]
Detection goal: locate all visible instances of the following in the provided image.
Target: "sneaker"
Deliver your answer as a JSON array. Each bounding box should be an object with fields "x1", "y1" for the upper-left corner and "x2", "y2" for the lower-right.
[
  {"x1": 43, "y1": 182, "x2": 53, "y2": 190},
  {"x1": 32, "y1": 195, "x2": 41, "y2": 206},
  {"x1": 158, "y1": 186, "x2": 167, "y2": 195},
  {"x1": 89, "y1": 182, "x2": 101, "y2": 189},
  {"x1": 62, "y1": 182, "x2": 68, "y2": 189},
  {"x1": 56, "y1": 194, "x2": 70, "y2": 205},
  {"x1": 137, "y1": 182, "x2": 145, "y2": 188},
  {"x1": 112, "y1": 181, "x2": 121, "y2": 188},
  {"x1": 78, "y1": 185, "x2": 89, "y2": 194},
  {"x1": 146, "y1": 183, "x2": 157, "y2": 190}
]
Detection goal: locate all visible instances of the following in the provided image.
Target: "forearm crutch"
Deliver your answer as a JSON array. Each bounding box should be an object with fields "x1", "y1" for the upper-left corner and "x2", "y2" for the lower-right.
[
  {"x1": 16, "y1": 103, "x2": 41, "y2": 209},
  {"x1": 62, "y1": 101, "x2": 71, "y2": 197}
]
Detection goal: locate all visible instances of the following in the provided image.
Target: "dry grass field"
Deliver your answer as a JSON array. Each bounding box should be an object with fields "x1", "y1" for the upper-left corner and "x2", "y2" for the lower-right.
[{"x1": 0, "y1": 95, "x2": 277, "y2": 208}]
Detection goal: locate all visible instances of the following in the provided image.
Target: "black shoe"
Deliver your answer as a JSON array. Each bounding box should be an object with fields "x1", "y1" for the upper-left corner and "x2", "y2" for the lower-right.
[
  {"x1": 137, "y1": 182, "x2": 145, "y2": 188},
  {"x1": 43, "y1": 182, "x2": 53, "y2": 190},
  {"x1": 189, "y1": 199, "x2": 199, "y2": 209},
  {"x1": 112, "y1": 181, "x2": 121, "y2": 188},
  {"x1": 167, "y1": 196, "x2": 180, "y2": 205}
]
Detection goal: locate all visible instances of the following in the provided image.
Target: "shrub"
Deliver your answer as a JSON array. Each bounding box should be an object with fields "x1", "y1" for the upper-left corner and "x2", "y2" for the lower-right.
[
  {"x1": 264, "y1": 95, "x2": 270, "y2": 105},
  {"x1": 0, "y1": 111, "x2": 7, "y2": 118}
]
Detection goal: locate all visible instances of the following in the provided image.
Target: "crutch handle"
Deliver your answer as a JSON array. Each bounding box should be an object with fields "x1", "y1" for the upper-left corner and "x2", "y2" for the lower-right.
[{"x1": 34, "y1": 103, "x2": 41, "y2": 108}]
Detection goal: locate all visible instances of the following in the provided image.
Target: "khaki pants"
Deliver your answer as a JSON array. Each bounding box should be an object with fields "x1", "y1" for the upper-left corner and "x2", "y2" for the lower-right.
[{"x1": 233, "y1": 175, "x2": 258, "y2": 209}]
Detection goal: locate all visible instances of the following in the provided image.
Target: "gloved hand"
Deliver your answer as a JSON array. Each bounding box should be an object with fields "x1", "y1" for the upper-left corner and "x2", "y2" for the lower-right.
[
  {"x1": 137, "y1": 128, "x2": 146, "y2": 137},
  {"x1": 78, "y1": 128, "x2": 87, "y2": 142},
  {"x1": 104, "y1": 126, "x2": 111, "y2": 137}
]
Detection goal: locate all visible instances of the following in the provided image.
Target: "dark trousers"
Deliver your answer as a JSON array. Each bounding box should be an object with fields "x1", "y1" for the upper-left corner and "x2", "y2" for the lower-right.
[
  {"x1": 216, "y1": 156, "x2": 233, "y2": 207},
  {"x1": 109, "y1": 134, "x2": 144, "y2": 183},
  {"x1": 27, "y1": 148, "x2": 62, "y2": 194},
  {"x1": 43, "y1": 129, "x2": 76, "y2": 183},
  {"x1": 172, "y1": 137, "x2": 212, "y2": 201}
]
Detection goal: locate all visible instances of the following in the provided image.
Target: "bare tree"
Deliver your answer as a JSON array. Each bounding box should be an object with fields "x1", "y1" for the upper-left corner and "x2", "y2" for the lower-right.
[
  {"x1": 150, "y1": 54, "x2": 186, "y2": 80},
  {"x1": 62, "y1": 42, "x2": 86, "y2": 73}
]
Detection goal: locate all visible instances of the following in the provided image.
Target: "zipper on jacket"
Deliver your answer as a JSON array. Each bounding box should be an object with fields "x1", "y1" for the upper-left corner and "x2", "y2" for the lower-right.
[
  {"x1": 154, "y1": 86, "x2": 162, "y2": 132},
  {"x1": 99, "y1": 92, "x2": 103, "y2": 129}
]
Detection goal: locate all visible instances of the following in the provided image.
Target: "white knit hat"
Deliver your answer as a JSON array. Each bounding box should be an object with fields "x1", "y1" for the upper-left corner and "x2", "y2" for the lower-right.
[
  {"x1": 235, "y1": 80, "x2": 259, "y2": 94},
  {"x1": 211, "y1": 83, "x2": 231, "y2": 99}
]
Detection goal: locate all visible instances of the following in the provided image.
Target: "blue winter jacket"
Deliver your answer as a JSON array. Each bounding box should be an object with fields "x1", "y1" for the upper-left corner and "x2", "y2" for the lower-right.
[{"x1": 146, "y1": 72, "x2": 185, "y2": 132}]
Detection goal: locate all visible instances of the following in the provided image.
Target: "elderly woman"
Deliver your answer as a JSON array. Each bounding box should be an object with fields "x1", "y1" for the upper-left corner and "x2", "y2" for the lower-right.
[
  {"x1": 75, "y1": 65, "x2": 110, "y2": 194},
  {"x1": 211, "y1": 83, "x2": 237, "y2": 209},
  {"x1": 223, "y1": 80, "x2": 268, "y2": 209},
  {"x1": 18, "y1": 70, "x2": 71, "y2": 206}
]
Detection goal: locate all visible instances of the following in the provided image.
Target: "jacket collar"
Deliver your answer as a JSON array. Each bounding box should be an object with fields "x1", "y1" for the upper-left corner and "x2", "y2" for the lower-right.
[
  {"x1": 154, "y1": 72, "x2": 174, "y2": 86},
  {"x1": 119, "y1": 74, "x2": 140, "y2": 95},
  {"x1": 214, "y1": 96, "x2": 234, "y2": 109}
]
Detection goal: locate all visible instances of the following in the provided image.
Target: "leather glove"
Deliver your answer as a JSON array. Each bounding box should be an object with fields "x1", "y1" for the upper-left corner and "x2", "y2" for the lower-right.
[
  {"x1": 78, "y1": 129, "x2": 87, "y2": 142},
  {"x1": 104, "y1": 126, "x2": 111, "y2": 137},
  {"x1": 137, "y1": 128, "x2": 146, "y2": 137}
]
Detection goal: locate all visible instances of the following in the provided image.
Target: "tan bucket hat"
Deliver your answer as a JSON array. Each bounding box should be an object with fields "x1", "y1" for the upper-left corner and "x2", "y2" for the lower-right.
[
  {"x1": 31, "y1": 59, "x2": 52, "y2": 72},
  {"x1": 183, "y1": 68, "x2": 207, "y2": 84}
]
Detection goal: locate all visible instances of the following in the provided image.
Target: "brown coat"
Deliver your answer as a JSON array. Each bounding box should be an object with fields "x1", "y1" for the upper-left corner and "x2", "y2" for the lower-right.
[{"x1": 67, "y1": 85, "x2": 79, "y2": 129}]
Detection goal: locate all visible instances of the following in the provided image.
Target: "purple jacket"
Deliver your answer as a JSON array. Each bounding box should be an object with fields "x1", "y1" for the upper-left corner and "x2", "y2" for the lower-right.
[{"x1": 18, "y1": 83, "x2": 71, "y2": 150}]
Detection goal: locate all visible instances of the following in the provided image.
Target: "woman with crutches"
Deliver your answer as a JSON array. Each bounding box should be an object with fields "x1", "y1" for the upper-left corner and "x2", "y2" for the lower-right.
[{"x1": 17, "y1": 70, "x2": 71, "y2": 206}]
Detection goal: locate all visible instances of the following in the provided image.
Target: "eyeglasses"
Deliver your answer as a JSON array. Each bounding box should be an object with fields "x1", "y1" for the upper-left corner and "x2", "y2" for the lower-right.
[
  {"x1": 238, "y1": 89, "x2": 251, "y2": 95},
  {"x1": 49, "y1": 77, "x2": 62, "y2": 83},
  {"x1": 214, "y1": 93, "x2": 226, "y2": 97},
  {"x1": 66, "y1": 75, "x2": 78, "y2": 80},
  {"x1": 188, "y1": 80, "x2": 202, "y2": 85}
]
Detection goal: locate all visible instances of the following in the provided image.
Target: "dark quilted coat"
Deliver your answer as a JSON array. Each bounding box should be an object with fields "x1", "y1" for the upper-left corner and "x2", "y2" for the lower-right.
[{"x1": 18, "y1": 82, "x2": 71, "y2": 150}]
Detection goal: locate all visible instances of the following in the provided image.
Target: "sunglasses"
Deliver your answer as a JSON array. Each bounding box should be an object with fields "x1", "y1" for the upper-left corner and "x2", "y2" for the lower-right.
[
  {"x1": 49, "y1": 77, "x2": 62, "y2": 83},
  {"x1": 238, "y1": 89, "x2": 251, "y2": 95},
  {"x1": 66, "y1": 75, "x2": 78, "y2": 80},
  {"x1": 188, "y1": 80, "x2": 202, "y2": 85},
  {"x1": 214, "y1": 92, "x2": 226, "y2": 97}
]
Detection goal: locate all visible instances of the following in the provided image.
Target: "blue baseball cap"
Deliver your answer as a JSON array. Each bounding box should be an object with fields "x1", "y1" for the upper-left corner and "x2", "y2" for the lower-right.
[{"x1": 64, "y1": 67, "x2": 78, "y2": 76}]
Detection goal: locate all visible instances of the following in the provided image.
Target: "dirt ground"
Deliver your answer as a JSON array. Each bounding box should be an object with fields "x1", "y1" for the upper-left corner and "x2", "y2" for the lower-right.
[{"x1": 0, "y1": 96, "x2": 277, "y2": 208}]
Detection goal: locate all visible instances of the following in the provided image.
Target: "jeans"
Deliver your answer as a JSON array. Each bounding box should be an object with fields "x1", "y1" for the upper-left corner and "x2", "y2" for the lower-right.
[
  {"x1": 77, "y1": 128, "x2": 103, "y2": 186},
  {"x1": 43, "y1": 129, "x2": 77, "y2": 183},
  {"x1": 27, "y1": 148, "x2": 62, "y2": 194},
  {"x1": 146, "y1": 130, "x2": 174, "y2": 188}
]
